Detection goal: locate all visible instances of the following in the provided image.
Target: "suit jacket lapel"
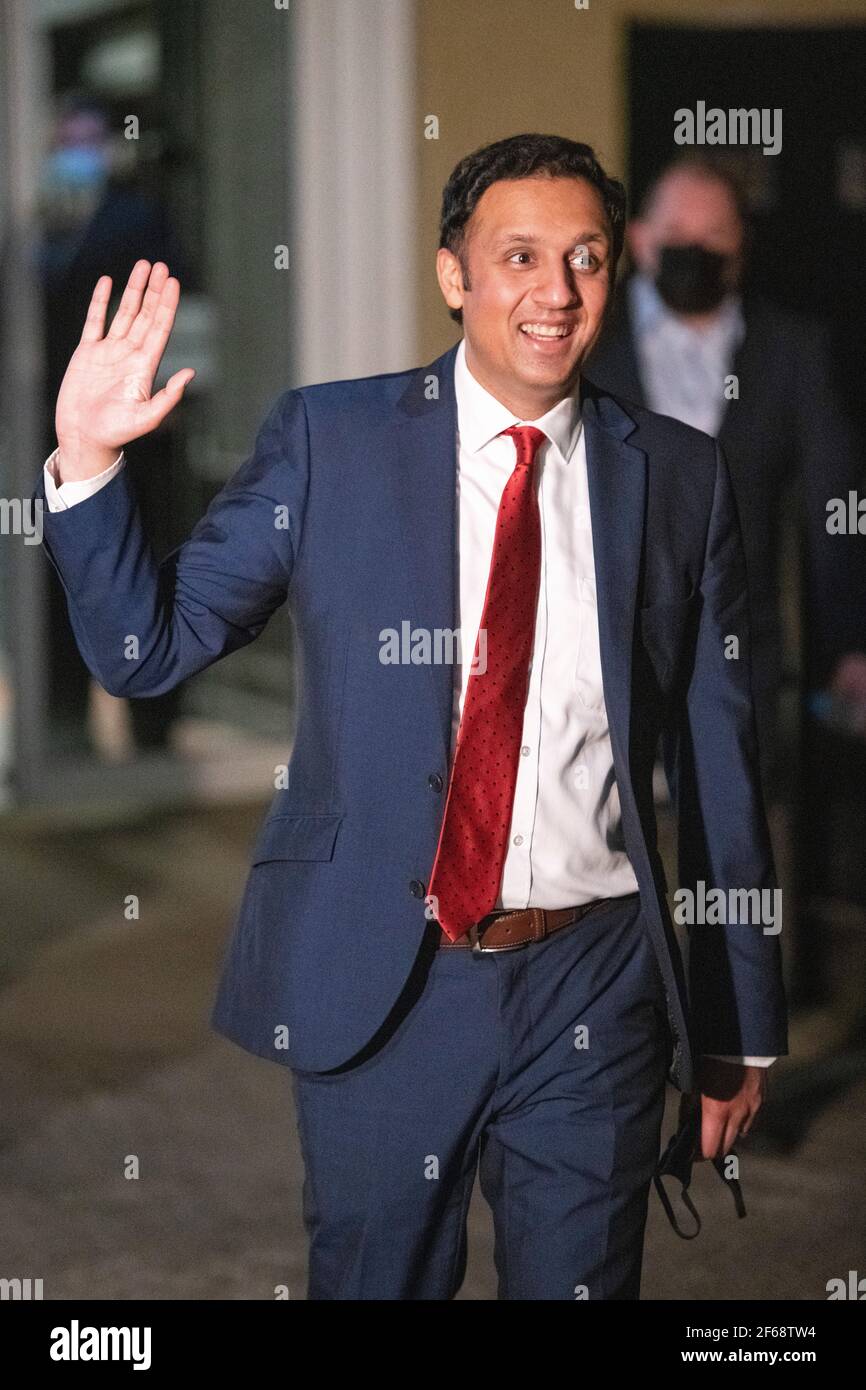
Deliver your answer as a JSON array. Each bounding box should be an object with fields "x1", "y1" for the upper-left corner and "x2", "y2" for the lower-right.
[
  {"x1": 582, "y1": 379, "x2": 647, "y2": 773},
  {"x1": 387, "y1": 343, "x2": 459, "y2": 768}
]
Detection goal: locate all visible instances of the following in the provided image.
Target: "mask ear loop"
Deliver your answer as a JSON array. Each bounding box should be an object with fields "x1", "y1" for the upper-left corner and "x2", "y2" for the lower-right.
[
  {"x1": 653, "y1": 1165, "x2": 702, "y2": 1239},
  {"x1": 653, "y1": 1103, "x2": 702, "y2": 1239}
]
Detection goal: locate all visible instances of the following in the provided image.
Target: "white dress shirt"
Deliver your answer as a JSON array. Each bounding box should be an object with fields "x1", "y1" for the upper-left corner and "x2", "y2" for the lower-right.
[
  {"x1": 629, "y1": 274, "x2": 746, "y2": 438},
  {"x1": 452, "y1": 339, "x2": 639, "y2": 910},
  {"x1": 42, "y1": 356, "x2": 774, "y2": 1066}
]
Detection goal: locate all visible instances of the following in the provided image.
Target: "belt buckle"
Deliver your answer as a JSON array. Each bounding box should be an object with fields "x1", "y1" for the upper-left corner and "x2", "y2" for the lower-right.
[{"x1": 470, "y1": 911, "x2": 525, "y2": 954}]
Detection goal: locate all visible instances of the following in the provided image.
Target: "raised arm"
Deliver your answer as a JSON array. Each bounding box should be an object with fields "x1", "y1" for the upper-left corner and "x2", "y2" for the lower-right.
[{"x1": 36, "y1": 262, "x2": 309, "y2": 698}]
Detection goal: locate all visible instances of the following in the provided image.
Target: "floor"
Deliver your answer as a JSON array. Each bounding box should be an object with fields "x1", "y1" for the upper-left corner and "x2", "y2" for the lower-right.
[{"x1": 0, "y1": 800, "x2": 864, "y2": 1301}]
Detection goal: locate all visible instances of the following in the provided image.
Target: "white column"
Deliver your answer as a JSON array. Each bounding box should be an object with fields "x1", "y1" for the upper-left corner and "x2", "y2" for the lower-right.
[
  {"x1": 289, "y1": 0, "x2": 418, "y2": 385},
  {"x1": 0, "y1": 0, "x2": 52, "y2": 802}
]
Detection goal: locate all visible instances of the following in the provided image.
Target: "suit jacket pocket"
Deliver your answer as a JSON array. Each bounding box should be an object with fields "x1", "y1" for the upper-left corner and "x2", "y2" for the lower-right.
[{"x1": 250, "y1": 812, "x2": 345, "y2": 865}]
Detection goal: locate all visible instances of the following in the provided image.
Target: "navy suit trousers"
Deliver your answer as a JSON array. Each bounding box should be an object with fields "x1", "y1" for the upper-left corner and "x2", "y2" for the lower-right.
[{"x1": 288, "y1": 892, "x2": 672, "y2": 1300}]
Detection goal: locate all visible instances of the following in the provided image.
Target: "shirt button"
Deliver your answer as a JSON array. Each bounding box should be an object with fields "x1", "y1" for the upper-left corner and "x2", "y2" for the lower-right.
[
  {"x1": 521, "y1": 745, "x2": 530, "y2": 756},
  {"x1": 512, "y1": 835, "x2": 524, "y2": 847},
  {"x1": 427, "y1": 773, "x2": 444, "y2": 792},
  {"x1": 409, "y1": 879, "x2": 426, "y2": 899}
]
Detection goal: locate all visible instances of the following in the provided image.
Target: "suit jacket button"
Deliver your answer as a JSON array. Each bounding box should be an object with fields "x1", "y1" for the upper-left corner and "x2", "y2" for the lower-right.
[
  {"x1": 427, "y1": 773, "x2": 444, "y2": 792},
  {"x1": 409, "y1": 879, "x2": 426, "y2": 898}
]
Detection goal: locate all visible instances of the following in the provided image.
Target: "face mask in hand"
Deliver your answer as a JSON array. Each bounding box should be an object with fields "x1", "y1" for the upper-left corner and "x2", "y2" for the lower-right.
[{"x1": 654, "y1": 243, "x2": 730, "y2": 314}]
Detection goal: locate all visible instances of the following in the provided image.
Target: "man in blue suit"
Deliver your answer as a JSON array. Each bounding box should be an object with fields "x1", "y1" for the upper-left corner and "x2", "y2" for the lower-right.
[{"x1": 36, "y1": 134, "x2": 787, "y2": 1300}]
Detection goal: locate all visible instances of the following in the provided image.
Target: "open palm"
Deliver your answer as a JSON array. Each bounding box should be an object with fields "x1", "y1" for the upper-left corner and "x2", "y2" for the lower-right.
[{"x1": 55, "y1": 259, "x2": 195, "y2": 469}]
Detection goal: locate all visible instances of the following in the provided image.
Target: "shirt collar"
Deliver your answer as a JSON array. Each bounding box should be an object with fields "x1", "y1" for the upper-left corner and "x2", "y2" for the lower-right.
[
  {"x1": 454, "y1": 337, "x2": 582, "y2": 463},
  {"x1": 629, "y1": 271, "x2": 745, "y2": 347}
]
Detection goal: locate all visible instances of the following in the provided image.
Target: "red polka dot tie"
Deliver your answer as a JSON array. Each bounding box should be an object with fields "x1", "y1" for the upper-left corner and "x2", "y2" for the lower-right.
[{"x1": 427, "y1": 424, "x2": 546, "y2": 941}]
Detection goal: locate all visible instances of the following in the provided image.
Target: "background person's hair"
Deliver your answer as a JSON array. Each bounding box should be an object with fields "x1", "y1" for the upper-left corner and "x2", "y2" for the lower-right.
[
  {"x1": 439, "y1": 132, "x2": 627, "y2": 326},
  {"x1": 636, "y1": 153, "x2": 751, "y2": 228}
]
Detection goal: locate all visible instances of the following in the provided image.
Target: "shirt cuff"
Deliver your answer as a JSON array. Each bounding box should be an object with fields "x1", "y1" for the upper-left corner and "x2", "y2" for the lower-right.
[
  {"x1": 704, "y1": 1054, "x2": 777, "y2": 1067},
  {"x1": 44, "y1": 447, "x2": 125, "y2": 512}
]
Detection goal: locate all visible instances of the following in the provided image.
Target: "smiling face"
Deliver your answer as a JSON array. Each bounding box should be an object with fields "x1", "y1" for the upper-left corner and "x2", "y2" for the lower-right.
[{"x1": 436, "y1": 174, "x2": 614, "y2": 419}]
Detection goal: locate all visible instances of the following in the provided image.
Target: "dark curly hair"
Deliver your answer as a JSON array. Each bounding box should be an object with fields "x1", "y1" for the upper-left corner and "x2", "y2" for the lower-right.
[{"x1": 439, "y1": 133, "x2": 627, "y2": 325}]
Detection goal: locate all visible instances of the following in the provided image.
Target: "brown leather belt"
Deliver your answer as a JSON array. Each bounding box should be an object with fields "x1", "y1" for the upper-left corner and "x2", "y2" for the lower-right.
[{"x1": 438, "y1": 895, "x2": 630, "y2": 953}]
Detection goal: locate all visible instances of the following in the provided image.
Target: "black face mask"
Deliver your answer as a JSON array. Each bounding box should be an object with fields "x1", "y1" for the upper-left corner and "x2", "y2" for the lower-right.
[
  {"x1": 654, "y1": 243, "x2": 730, "y2": 314},
  {"x1": 653, "y1": 1093, "x2": 747, "y2": 1239}
]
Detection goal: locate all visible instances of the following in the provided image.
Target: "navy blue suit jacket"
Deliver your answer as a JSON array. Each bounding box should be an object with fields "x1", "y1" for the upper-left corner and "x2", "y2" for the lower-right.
[{"x1": 34, "y1": 341, "x2": 789, "y2": 1093}]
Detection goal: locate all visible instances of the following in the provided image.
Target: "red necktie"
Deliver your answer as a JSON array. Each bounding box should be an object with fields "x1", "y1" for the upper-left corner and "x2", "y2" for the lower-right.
[{"x1": 427, "y1": 424, "x2": 546, "y2": 941}]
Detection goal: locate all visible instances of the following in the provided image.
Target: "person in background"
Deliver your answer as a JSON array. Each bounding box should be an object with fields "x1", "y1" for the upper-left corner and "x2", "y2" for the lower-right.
[
  {"x1": 588, "y1": 156, "x2": 866, "y2": 805},
  {"x1": 35, "y1": 95, "x2": 192, "y2": 753}
]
